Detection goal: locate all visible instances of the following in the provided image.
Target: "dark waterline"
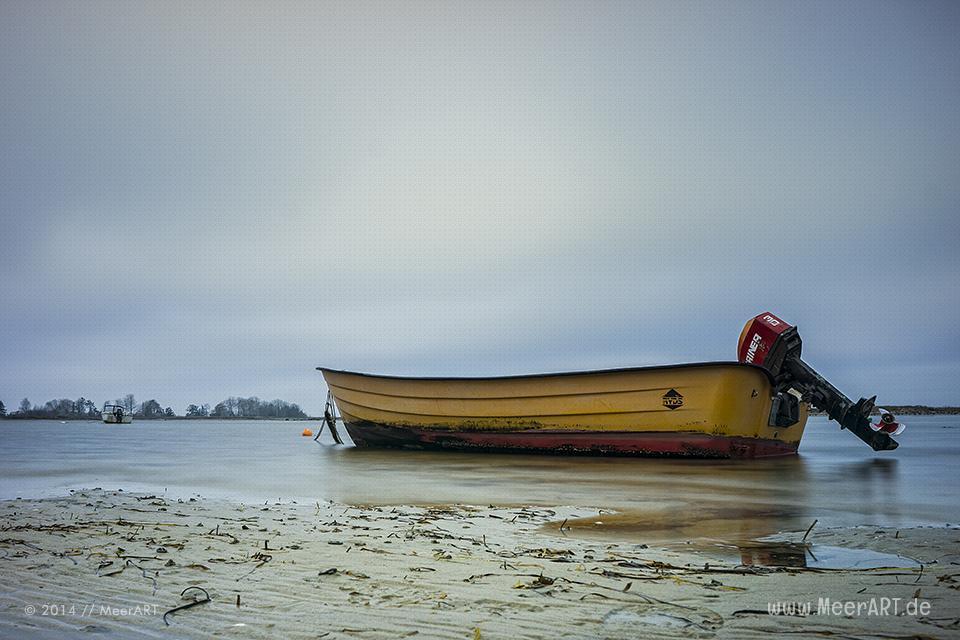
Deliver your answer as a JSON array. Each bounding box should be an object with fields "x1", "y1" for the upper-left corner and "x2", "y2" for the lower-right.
[{"x1": 1, "y1": 417, "x2": 958, "y2": 543}]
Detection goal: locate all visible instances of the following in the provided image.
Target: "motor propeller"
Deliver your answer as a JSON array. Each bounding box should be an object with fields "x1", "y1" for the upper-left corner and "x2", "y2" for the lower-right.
[{"x1": 873, "y1": 409, "x2": 906, "y2": 436}]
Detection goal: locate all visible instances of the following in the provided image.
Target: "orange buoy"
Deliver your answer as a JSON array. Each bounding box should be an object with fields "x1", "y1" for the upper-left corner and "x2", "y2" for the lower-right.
[{"x1": 302, "y1": 428, "x2": 313, "y2": 437}]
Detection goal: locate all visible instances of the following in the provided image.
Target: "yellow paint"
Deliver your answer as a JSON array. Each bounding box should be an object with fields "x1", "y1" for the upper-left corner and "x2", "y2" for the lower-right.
[{"x1": 320, "y1": 364, "x2": 808, "y2": 446}]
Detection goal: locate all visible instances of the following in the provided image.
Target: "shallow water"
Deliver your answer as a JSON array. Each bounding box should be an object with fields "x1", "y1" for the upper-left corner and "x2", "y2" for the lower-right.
[
  {"x1": 1, "y1": 416, "x2": 958, "y2": 544},
  {"x1": 722, "y1": 541, "x2": 920, "y2": 569}
]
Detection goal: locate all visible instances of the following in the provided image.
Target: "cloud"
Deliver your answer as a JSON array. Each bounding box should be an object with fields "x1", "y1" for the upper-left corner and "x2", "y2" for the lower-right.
[{"x1": 1, "y1": 1, "x2": 958, "y2": 413}]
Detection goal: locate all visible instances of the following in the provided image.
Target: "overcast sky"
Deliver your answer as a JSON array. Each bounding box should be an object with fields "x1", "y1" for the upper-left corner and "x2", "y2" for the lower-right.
[{"x1": 1, "y1": 1, "x2": 958, "y2": 415}]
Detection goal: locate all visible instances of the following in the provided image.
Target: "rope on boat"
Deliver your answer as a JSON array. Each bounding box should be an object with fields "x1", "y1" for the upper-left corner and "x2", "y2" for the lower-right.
[{"x1": 317, "y1": 390, "x2": 344, "y2": 445}]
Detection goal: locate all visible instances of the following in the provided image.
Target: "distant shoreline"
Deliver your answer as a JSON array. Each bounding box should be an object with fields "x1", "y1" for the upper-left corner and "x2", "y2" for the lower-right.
[{"x1": 3, "y1": 407, "x2": 959, "y2": 421}]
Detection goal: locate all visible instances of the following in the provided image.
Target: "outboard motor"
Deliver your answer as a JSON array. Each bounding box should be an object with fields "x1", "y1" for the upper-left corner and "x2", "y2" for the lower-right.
[{"x1": 737, "y1": 312, "x2": 899, "y2": 452}]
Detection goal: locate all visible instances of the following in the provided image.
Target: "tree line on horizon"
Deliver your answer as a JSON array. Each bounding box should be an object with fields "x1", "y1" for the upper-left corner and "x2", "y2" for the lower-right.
[
  {"x1": 187, "y1": 396, "x2": 306, "y2": 419},
  {"x1": 0, "y1": 395, "x2": 307, "y2": 419}
]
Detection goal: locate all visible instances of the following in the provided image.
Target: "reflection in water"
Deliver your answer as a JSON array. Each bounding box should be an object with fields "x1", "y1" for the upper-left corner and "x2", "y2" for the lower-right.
[
  {"x1": 545, "y1": 503, "x2": 810, "y2": 545},
  {"x1": 839, "y1": 458, "x2": 902, "y2": 524},
  {"x1": 548, "y1": 513, "x2": 923, "y2": 569},
  {"x1": 847, "y1": 457, "x2": 899, "y2": 479},
  {"x1": 727, "y1": 541, "x2": 920, "y2": 569},
  {"x1": 736, "y1": 541, "x2": 810, "y2": 567}
]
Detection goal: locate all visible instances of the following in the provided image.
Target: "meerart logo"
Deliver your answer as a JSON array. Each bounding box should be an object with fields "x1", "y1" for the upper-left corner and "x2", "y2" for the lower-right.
[{"x1": 662, "y1": 389, "x2": 684, "y2": 409}]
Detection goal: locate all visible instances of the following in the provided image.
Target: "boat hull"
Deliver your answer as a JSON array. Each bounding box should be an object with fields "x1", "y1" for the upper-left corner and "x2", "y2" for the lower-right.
[
  {"x1": 320, "y1": 363, "x2": 808, "y2": 459},
  {"x1": 342, "y1": 420, "x2": 799, "y2": 458},
  {"x1": 102, "y1": 414, "x2": 133, "y2": 424}
]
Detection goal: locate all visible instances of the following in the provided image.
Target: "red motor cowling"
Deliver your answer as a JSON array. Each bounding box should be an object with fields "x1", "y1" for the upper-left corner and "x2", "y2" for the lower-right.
[{"x1": 737, "y1": 312, "x2": 795, "y2": 367}]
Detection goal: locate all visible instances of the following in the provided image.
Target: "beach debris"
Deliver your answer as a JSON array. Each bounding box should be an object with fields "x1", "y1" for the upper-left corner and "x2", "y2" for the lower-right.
[
  {"x1": 204, "y1": 524, "x2": 239, "y2": 544},
  {"x1": 344, "y1": 570, "x2": 369, "y2": 579},
  {"x1": 607, "y1": 610, "x2": 701, "y2": 629},
  {"x1": 702, "y1": 578, "x2": 744, "y2": 592},
  {"x1": 51, "y1": 549, "x2": 80, "y2": 565},
  {"x1": 802, "y1": 519, "x2": 819, "y2": 542},
  {"x1": 463, "y1": 573, "x2": 497, "y2": 583},
  {"x1": 96, "y1": 560, "x2": 121, "y2": 576},
  {"x1": 235, "y1": 551, "x2": 272, "y2": 581},
  {"x1": 163, "y1": 586, "x2": 211, "y2": 626},
  {"x1": 526, "y1": 547, "x2": 574, "y2": 560},
  {"x1": 513, "y1": 573, "x2": 556, "y2": 589}
]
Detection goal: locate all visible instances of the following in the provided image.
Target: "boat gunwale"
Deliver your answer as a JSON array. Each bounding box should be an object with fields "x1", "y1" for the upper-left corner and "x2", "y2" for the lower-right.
[{"x1": 317, "y1": 361, "x2": 775, "y2": 384}]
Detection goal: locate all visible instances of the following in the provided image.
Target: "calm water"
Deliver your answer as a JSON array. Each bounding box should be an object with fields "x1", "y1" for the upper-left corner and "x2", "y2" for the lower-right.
[{"x1": 1, "y1": 417, "x2": 958, "y2": 542}]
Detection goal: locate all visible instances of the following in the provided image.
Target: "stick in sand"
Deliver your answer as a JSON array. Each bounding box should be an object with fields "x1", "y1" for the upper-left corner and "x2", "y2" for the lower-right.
[{"x1": 802, "y1": 519, "x2": 818, "y2": 542}]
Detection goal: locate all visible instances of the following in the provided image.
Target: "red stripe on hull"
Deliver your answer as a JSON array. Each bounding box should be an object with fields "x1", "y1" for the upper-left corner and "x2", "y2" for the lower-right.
[{"x1": 342, "y1": 421, "x2": 798, "y2": 459}]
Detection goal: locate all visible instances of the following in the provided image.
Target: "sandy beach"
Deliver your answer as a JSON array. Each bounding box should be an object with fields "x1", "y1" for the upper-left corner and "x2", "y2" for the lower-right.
[{"x1": 1, "y1": 490, "x2": 957, "y2": 639}]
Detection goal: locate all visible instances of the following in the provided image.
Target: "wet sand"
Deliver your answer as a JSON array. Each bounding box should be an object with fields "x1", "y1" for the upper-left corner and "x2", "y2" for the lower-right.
[{"x1": 1, "y1": 490, "x2": 957, "y2": 638}]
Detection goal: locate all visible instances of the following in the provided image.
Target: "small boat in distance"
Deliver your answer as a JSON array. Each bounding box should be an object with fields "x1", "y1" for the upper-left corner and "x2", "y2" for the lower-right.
[
  {"x1": 101, "y1": 403, "x2": 133, "y2": 424},
  {"x1": 317, "y1": 313, "x2": 900, "y2": 458}
]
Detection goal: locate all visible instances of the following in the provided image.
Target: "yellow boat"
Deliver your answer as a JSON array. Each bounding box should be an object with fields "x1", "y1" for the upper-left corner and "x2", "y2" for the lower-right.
[{"x1": 317, "y1": 312, "x2": 900, "y2": 458}]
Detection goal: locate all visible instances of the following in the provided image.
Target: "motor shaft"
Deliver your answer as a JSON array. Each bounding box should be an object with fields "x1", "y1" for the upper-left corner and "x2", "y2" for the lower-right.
[{"x1": 785, "y1": 358, "x2": 898, "y2": 451}]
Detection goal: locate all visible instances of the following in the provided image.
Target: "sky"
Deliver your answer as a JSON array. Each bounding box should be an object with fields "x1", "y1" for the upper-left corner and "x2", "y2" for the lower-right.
[{"x1": 1, "y1": 1, "x2": 958, "y2": 415}]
